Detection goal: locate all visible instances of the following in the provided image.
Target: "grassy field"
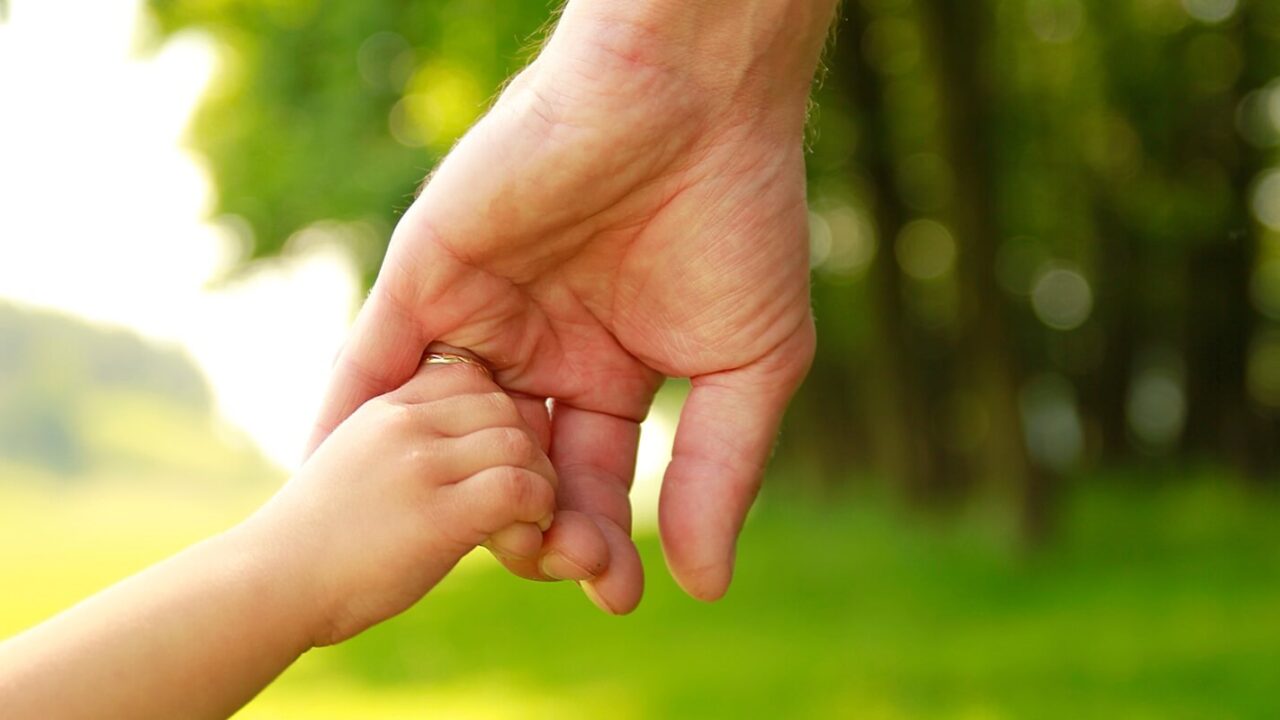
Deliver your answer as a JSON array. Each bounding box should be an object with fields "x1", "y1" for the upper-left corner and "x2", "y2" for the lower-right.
[{"x1": 1, "y1": 473, "x2": 1277, "y2": 719}]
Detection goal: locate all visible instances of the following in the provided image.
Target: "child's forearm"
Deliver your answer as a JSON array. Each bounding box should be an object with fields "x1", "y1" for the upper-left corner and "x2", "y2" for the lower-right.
[{"x1": 0, "y1": 516, "x2": 319, "y2": 719}]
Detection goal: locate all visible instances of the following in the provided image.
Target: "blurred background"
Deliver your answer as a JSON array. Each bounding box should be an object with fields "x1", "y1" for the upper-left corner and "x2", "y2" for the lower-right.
[{"x1": 2, "y1": 0, "x2": 1279, "y2": 717}]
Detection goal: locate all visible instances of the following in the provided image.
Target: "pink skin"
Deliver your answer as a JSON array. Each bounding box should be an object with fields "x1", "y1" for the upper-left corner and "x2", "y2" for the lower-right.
[{"x1": 307, "y1": 0, "x2": 835, "y2": 614}]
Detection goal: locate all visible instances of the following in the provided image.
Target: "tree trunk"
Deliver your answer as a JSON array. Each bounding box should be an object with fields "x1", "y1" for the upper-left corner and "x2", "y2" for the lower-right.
[
  {"x1": 923, "y1": 0, "x2": 1048, "y2": 540},
  {"x1": 1182, "y1": 5, "x2": 1280, "y2": 477},
  {"x1": 834, "y1": 5, "x2": 952, "y2": 503}
]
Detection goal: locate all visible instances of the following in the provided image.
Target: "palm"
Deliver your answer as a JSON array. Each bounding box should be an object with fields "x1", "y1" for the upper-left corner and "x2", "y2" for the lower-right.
[{"x1": 311, "y1": 15, "x2": 817, "y2": 613}]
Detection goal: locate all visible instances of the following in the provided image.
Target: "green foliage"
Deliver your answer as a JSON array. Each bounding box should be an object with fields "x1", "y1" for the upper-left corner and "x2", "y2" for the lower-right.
[{"x1": 146, "y1": 0, "x2": 557, "y2": 284}]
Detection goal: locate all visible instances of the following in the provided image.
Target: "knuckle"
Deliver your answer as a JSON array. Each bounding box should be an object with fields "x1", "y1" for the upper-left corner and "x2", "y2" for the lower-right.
[
  {"x1": 479, "y1": 391, "x2": 521, "y2": 422},
  {"x1": 498, "y1": 466, "x2": 532, "y2": 498},
  {"x1": 493, "y1": 426, "x2": 537, "y2": 463},
  {"x1": 488, "y1": 467, "x2": 533, "y2": 514},
  {"x1": 358, "y1": 395, "x2": 395, "y2": 417},
  {"x1": 455, "y1": 391, "x2": 518, "y2": 425},
  {"x1": 509, "y1": 469, "x2": 553, "y2": 517},
  {"x1": 360, "y1": 397, "x2": 409, "y2": 430},
  {"x1": 380, "y1": 402, "x2": 422, "y2": 434},
  {"x1": 530, "y1": 478, "x2": 555, "y2": 515},
  {"x1": 403, "y1": 442, "x2": 437, "y2": 470},
  {"x1": 475, "y1": 467, "x2": 553, "y2": 528},
  {"x1": 506, "y1": 468, "x2": 553, "y2": 512}
]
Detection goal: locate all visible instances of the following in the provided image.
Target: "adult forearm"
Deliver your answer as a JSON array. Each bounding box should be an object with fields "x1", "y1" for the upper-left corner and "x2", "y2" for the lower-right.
[{"x1": 0, "y1": 520, "x2": 316, "y2": 719}]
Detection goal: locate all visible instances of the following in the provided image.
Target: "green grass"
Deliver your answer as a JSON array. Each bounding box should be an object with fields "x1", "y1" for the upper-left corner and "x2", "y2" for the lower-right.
[{"x1": 2, "y1": 475, "x2": 1278, "y2": 719}]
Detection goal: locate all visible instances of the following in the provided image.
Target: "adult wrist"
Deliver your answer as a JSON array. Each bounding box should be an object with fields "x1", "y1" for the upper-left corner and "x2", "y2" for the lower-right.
[{"x1": 555, "y1": 0, "x2": 838, "y2": 114}]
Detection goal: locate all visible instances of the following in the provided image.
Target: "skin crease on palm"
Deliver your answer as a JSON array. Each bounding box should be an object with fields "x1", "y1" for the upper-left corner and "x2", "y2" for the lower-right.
[{"x1": 307, "y1": 0, "x2": 838, "y2": 614}]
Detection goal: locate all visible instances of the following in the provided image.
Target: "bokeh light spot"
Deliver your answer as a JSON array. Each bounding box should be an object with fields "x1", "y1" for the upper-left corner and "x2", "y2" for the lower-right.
[
  {"x1": 808, "y1": 210, "x2": 833, "y2": 270},
  {"x1": 817, "y1": 204, "x2": 878, "y2": 280},
  {"x1": 1251, "y1": 258, "x2": 1280, "y2": 320},
  {"x1": 1250, "y1": 168, "x2": 1280, "y2": 230},
  {"x1": 1247, "y1": 331, "x2": 1280, "y2": 408},
  {"x1": 390, "y1": 61, "x2": 484, "y2": 149},
  {"x1": 1127, "y1": 347, "x2": 1186, "y2": 450},
  {"x1": 1181, "y1": 0, "x2": 1238, "y2": 24},
  {"x1": 1235, "y1": 84, "x2": 1280, "y2": 148},
  {"x1": 1020, "y1": 373, "x2": 1084, "y2": 472},
  {"x1": 895, "y1": 219, "x2": 957, "y2": 281},
  {"x1": 1027, "y1": 0, "x2": 1086, "y2": 44},
  {"x1": 1031, "y1": 264, "x2": 1094, "y2": 331}
]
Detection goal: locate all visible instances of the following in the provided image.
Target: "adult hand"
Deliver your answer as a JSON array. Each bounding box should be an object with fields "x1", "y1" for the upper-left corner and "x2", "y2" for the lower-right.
[{"x1": 308, "y1": 0, "x2": 836, "y2": 613}]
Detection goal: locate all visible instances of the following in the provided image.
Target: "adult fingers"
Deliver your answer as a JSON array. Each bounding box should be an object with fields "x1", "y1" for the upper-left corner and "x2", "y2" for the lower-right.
[
  {"x1": 548, "y1": 404, "x2": 644, "y2": 614},
  {"x1": 580, "y1": 514, "x2": 645, "y2": 616},
  {"x1": 305, "y1": 286, "x2": 425, "y2": 459},
  {"x1": 659, "y1": 320, "x2": 815, "y2": 602},
  {"x1": 512, "y1": 394, "x2": 552, "y2": 453}
]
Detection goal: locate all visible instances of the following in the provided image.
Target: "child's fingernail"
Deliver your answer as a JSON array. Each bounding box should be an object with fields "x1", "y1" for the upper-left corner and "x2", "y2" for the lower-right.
[
  {"x1": 537, "y1": 513, "x2": 554, "y2": 532},
  {"x1": 580, "y1": 580, "x2": 619, "y2": 615},
  {"x1": 539, "y1": 552, "x2": 592, "y2": 581}
]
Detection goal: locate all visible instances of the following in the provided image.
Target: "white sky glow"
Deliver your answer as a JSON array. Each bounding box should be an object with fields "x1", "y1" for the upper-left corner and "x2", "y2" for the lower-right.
[
  {"x1": 0, "y1": 0, "x2": 672, "y2": 524},
  {"x1": 0, "y1": 0, "x2": 359, "y2": 469}
]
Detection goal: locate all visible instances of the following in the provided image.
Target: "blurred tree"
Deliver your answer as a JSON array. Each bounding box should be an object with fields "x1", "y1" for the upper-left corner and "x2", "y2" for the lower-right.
[
  {"x1": 1181, "y1": 1, "x2": 1280, "y2": 475},
  {"x1": 829, "y1": 1, "x2": 951, "y2": 505},
  {"x1": 146, "y1": 0, "x2": 555, "y2": 286}
]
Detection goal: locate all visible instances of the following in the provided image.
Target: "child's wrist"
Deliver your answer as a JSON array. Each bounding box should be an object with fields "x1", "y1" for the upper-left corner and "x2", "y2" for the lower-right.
[{"x1": 221, "y1": 508, "x2": 329, "y2": 653}]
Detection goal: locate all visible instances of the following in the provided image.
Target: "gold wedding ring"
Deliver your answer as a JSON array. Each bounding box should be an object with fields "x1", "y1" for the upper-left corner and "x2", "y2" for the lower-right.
[{"x1": 422, "y1": 351, "x2": 494, "y2": 380}]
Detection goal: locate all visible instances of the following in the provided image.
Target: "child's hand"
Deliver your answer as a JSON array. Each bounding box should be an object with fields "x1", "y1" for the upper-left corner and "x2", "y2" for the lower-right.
[
  {"x1": 0, "y1": 355, "x2": 558, "y2": 719},
  {"x1": 243, "y1": 356, "x2": 557, "y2": 646}
]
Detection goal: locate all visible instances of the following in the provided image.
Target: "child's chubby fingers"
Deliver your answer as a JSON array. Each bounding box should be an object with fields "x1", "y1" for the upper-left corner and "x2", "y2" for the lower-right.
[
  {"x1": 485, "y1": 509, "x2": 609, "y2": 581},
  {"x1": 432, "y1": 426, "x2": 559, "y2": 487},
  {"x1": 483, "y1": 522, "x2": 544, "y2": 562},
  {"x1": 410, "y1": 391, "x2": 527, "y2": 439},
  {"x1": 443, "y1": 466, "x2": 557, "y2": 539},
  {"x1": 420, "y1": 390, "x2": 550, "y2": 450}
]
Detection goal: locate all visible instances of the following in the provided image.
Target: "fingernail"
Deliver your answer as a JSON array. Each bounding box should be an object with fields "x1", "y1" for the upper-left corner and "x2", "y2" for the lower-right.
[
  {"x1": 488, "y1": 543, "x2": 531, "y2": 562},
  {"x1": 539, "y1": 552, "x2": 592, "y2": 581},
  {"x1": 580, "y1": 580, "x2": 618, "y2": 615},
  {"x1": 537, "y1": 512, "x2": 554, "y2": 532}
]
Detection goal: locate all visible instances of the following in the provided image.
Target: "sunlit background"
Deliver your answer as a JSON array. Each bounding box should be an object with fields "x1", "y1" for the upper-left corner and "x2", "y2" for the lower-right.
[
  {"x1": 0, "y1": 0, "x2": 677, "y2": 486},
  {"x1": 2, "y1": 0, "x2": 1280, "y2": 717},
  {"x1": 0, "y1": 0, "x2": 356, "y2": 469}
]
